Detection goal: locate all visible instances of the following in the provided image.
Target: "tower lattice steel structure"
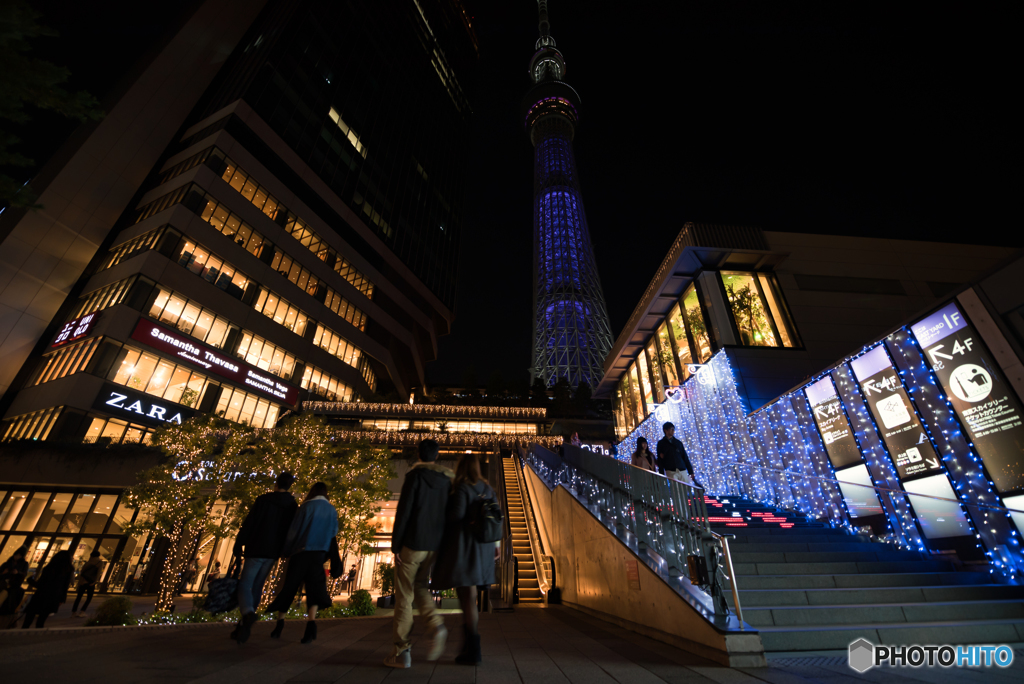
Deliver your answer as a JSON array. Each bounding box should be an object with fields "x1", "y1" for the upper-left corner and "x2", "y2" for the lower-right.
[{"x1": 524, "y1": 1, "x2": 613, "y2": 388}]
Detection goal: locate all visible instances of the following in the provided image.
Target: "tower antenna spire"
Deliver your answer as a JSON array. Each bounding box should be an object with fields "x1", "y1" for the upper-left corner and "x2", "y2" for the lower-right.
[{"x1": 536, "y1": 1, "x2": 555, "y2": 48}]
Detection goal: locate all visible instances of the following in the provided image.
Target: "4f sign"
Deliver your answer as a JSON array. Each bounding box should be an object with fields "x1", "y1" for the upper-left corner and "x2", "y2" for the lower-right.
[{"x1": 105, "y1": 391, "x2": 184, "y2": 424}]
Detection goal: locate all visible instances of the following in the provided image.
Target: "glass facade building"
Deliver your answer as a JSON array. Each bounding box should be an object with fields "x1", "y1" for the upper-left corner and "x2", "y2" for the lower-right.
[{"x1": 0, "y1": 0, "x2": 477, "y2": 444}]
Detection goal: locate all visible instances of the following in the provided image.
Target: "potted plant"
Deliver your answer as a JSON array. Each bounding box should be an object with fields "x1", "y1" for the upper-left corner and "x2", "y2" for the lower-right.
[
  {"x1": 375, "y1": 561, "x2": 395, "y2": 609},
  {"x1": 438, "y1": 588, "x2": 459, "y2": 610}
]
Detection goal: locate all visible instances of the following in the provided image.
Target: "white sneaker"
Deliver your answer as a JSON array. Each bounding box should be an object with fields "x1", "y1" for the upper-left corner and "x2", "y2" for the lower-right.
[
  {"x1": 383, "y1": 649, "x2": 411, "y2": 668},
  {"x1": 425, "y1": 623, "x2": 447, "y2": 661}
]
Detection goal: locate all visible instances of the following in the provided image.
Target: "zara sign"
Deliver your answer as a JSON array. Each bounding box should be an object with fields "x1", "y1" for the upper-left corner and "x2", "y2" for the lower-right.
[{"x1": 92, "y1": 383, "x2": 197, "y2": 427}]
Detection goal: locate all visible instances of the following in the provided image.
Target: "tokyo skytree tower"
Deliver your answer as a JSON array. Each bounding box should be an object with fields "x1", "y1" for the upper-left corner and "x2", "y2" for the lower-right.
[{"x1": 524, "y1": 1, "x2": 613, "y2": 388}]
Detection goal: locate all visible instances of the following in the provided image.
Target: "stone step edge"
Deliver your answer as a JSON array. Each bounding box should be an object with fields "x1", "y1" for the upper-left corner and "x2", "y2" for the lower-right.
[
  {"x1": 741, "y1": 598, "x2": 1024, "y2": 611},
  {"x1": 755, "y1": 617, "x2": 1024, "y2": 632}
]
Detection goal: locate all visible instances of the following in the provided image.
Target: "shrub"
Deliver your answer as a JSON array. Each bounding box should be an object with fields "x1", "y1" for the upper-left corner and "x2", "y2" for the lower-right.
[
  {"x1": 86, "y1": 597, "x2": 137, "y2": 626},
  {"x1": 348, "y1": 589, "x2": 375, "y2": 616},
  {"x1": 375, "y1": 562, "x2": 395, "y2": 596}
]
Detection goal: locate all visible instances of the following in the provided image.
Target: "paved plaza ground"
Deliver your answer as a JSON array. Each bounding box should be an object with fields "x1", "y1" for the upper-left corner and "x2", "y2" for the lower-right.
[{"x1": 2, "y1": 605, "x2": 1023, "y2": 683}]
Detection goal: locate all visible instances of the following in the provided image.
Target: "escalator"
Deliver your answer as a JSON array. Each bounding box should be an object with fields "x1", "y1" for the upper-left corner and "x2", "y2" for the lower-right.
[{"x1": 503, "y1": 457, "x2": 543, "y2": 604}]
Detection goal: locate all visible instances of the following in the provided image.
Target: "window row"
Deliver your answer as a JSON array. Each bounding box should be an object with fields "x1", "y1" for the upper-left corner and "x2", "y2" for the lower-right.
[
  {"x1": 158, "y1": 146, "x2": 220, "y2": 184},
  {"x1": 270, "y1": 249, "x2": 321, "y2": 298},
  {"x1": 323, "y1": 286, "x2": 367, "y2": 331},
  {"x1": 149, "y1": 288, "x2": 235, "y2": 349},
  {"x1": 312, "y1": 324, "x2": 362, "y2": 369},
  {"x1": 236, "y1": 331, "x2": 298, "y2": 381},
  {"x1": 253, "y1": 289, "x2": 309, "y2": 337},
  {"x1": 70, "y1": 276, "x2": 138, "y2": 319},
  {"x1": 215, "y1": 151, "x2": 375, "y2": 299},
  {"x1": 32, "y1": 337, "x2": 101, "y2": 387},
  {"x1": 300, "y1": 365, "x2": 358, "y2": 403},
  {"x1": 359, "y1": 418, "x2": 538, "y2": 435},
  {"x1": 83, "y1": 416, "x2": 156, "y2": 446},
  {"x1": 176, "y1": 239, "x2": 250, "y2": 298},
  {"x1": 1, "y1": 406, "x2": 62, "y2": 442},
  {"x1": 110, "y1": 345, "x2": 213, "y2": 408},
  {"x1": 133, "y1": 183, "x2": 193, "y2": 224},
  {"x1": 215, "y1": 386, "x2": 279, "y2": 429},
  {"x1": 198, "y1": 194, "x2": 268, "y2": 257},
  {"x1": 0, "y1": 490, "x2": 134, "y2": 537},
  {"x1": 100, "y1": 227, "x2": 167, "y2": 271}
]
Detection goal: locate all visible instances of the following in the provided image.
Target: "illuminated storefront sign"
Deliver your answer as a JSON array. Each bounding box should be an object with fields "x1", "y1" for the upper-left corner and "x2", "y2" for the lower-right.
[
  {"x1": 130, "y1": 319, "x2": 298, "y2": 406},
  {"x1": 52, "y1": 313, "x2": 99, "y2": 347},
  {"x1": 850, "y1": 345, "x2": 944, "y2": 482},
  {"x1": 911, "y1": 302, "x2": 1024, "y2": 494},
  {"x1": 93, "y1": 383, "x2": 196, "y2": 427}
]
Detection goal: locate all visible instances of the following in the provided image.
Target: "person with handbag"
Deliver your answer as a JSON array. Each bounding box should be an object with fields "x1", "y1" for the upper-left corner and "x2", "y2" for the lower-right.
[
  {"x1": 431, "y1": 453, "x2": 500, "y2": 666},
  {"x1": 266, "y1": 482, "x2": 338, "y2": 644},
  {"x1": 230, "y1": 471, "x2": 298, "y2": 644},
  {"x1": 384, "y1": 438, "x2": 454, "y2": 669}
]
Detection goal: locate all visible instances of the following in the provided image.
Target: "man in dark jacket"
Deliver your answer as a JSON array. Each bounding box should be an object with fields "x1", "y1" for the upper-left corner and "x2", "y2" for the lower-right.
[
  {"x1": 231, "y1": 471, "x2": 298, "y2": 643},
  {"x1": 656, "y1": 422, "x2": 698, "y2": 485},
  {"x1": 384, "y1": 439, "x2": 453, "y2": 669}
]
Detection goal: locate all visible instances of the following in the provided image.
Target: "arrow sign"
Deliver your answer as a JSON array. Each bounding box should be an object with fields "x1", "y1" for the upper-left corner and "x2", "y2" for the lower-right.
[
  {"x1": 926, "y1": 458, "x2": 940, "y2": 469},
  {"x1": 928, "y1": 345, "x2": 954, "y2": 365},
  {"x1": 814, "y1": 406, "x2": 828, "y2": 419}
]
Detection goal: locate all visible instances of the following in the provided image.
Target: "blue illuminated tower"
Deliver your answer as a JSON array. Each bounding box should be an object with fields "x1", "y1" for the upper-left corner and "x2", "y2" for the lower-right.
[{"x1": 525, "y1": 1, "x2": 613, "y2": 388}]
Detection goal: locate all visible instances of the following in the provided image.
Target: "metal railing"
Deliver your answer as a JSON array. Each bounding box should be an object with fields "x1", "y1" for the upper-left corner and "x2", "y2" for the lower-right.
[{"x1": 525, "y1": 443, "x2": 744, "y2": 626}]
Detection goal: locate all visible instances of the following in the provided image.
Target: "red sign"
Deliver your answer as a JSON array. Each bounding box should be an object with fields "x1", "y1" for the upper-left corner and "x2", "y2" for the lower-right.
[
  {"x1": 52, "y1": 313, "x2": 99, "y2": 347},
  {"x1": 130, "y1": 319, "x2": 299, "y2": 406}
]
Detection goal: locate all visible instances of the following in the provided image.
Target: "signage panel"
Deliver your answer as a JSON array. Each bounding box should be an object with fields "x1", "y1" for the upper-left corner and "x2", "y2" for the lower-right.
[
  {"x1": 52, "y1": 313, "x2": 99, "y2": 347},
  {"x1": 902, "y1": 474, "x2": 972, "y2": 539},
  {"x1": 92, "y1": 382, "x2": 197, "y2": 427},
  {"x1": 834, "y1": 464, "x2": 884, "y2": 518},
  {"x1": 130, "y1": 319, "x2": 298, "y2": 406},
  {"x1": 850, "y1": 345, "x2": 944, "y2": 481},
  {"x1": 805, "y1": 376, "x2": 862, "y2": 470},
  {"x1": 911, "y1": 302, "x2": 1024, "y2": 494}
]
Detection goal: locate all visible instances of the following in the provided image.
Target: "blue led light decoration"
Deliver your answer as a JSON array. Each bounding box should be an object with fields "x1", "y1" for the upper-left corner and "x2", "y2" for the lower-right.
[{"x1": 523, "y1": 1, "x2": 613, "y2": 387}]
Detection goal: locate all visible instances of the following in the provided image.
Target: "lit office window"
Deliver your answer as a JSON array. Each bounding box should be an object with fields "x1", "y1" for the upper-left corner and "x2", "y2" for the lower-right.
[
  {"x1": 282, "y1": 215, "x2": 375, "y2": 299},
  {"x1": 301, "y1": 365, "x2": 358, "y2": 403},
  {"x1": 1, "y1": 407, "x2": 63, "y2": 442},
  {"x1": 109, "y1": 348, "x2": 210, "y2": 407},
  {"x1": 32, "y1": 337, "x2": 101, "y2": 386},
  {"x1": 720, "y1": 271, "x2": 797, "y2": 348},
  {"x1": 149, "y1": 289, "x2": 234, "y2": 348},
  {"x1": 176, "y1": 240, "x2": 249, "y2": 298},
  {"x1": 328, "y1": 107, "x2": 367, "y2": 158},
  {"x1": 236, "y1": 332, "x2": 297, "y2": 380},
  {"x1": 198, "y1": 197, "x2": 266, "y2": 257},
  {"x1": 215, "y1": 387, "x2": 279, "y2": 429},
  {"x1": 271, "y1": 251, "x2": 320, "y2": 297},
  {"x1": 221, "y1": 160, "x2": 282, "y2": 221},
  {"x1": 99, "y1": 228, "x2": 166, "y2": 271},
  {"x1": 313, "y1": 325, "x2": 363, "y2": 368},
  {"x1": 323, "y1": 288, "x2": 367, "y2": 331},
  {"x1": 70, "y1": 277, "x2": 138, "y2": 319},
  {"x1": 253, "y1": 290, "x2": 309, "y2": 337}
]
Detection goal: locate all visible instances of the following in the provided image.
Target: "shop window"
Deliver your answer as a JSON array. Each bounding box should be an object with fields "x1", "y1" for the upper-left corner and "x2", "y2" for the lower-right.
[
  {"x1": 618, "y1": 375, "x2": 636, "y2": 432},
  {"x1": 682, "y1": 285, "x2": 712, "y2": 362},
  {"x1": 59, "y1": 493, "x2": 96, "y2": 534},
  {"x1": 0, "y1": 492, "x2": 29, "y2": 529},
  {"x1": 627, "y1": 363, "x2": 645, "y2": 423},
  {"x1": 83, "y1": 417, "x2": 155, "y2": 445},
  {"x1": 107, "y1": 499, "x2": 136, "y2": 535},
  {"x1": 645, "y1": 341, "x2": 665, "y2": 402},
  {"x1": 655, "y1": 323, "x2": 680, "y2": 387},
  {"x1": 38, "y1": 493, "x2": 73, "y2": 533},
  {"x1": 720, "y1": 271, "x2": 797, "y2": 348},
  {"x1": 301, "y1": 365, "x2": 357, "y2": 402},
  {"x1": 0, "y1": 535, "x2": 28, "y2": 567},
  {"x1": 149, "y1": 288, "x2": 234, "y2": 348},
  {"x1": 15, "y1": 492, "x2": 48, "y2": 531},
  {"x1": 636, "y1": 351, "x2": 655, "y2": 409},
  {"x1": 237, "y1": 332, "x2": 298, "y2": 381},
  {"x1": 215, "y1": 387, "x2": 279, "y2": 429},
  {"x1": 109, "y1": 347, "x2": 212, "y2": 407}
]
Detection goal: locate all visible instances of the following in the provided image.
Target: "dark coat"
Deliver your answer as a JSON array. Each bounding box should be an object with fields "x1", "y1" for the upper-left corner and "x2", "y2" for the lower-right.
[
  {"x1": 235, "y1": 490, "x2": 298, "y2": 559},
  {"x1": 25, "y1": 563, "x2": 72, "y2": 615},
  {"x1": 392, "y1": 462, "x2": 454, "y2": 553},
  {"x1": 431, "y1": 480, "x2": 498, "y2": 590},
  {"x1": 656, "y1": 436, "x2": 694, "y2": 475}
]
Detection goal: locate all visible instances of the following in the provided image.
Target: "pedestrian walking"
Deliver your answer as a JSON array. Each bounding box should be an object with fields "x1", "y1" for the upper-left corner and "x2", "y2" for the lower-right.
[
  {"x1": 266, "y1": 482, "x2": 338, "y2": 644},
  {"x1": 231, "y1": 471, "x2": 298, "y2": 644},
  {"x1": 630, "y1": 437, "x2": 656, "y2": 471},
  {"x1": 432, "y1": 453, "x2": 499, "y2": 666},
  {"x1": 71, "y1": 551, "x2": 103, "y2": 617},
  {"x1": 384, "y1": 438, "x2": 454, "y2": 669},
  {"x1": 345, "y1": 564, "x2": 357, "y2": 593},
  {"x1": 0, "y1": 546, "x2": 29, "y2": 628},
  {"x1": 21, "y1": 550, "x2": 73, "y2": 628},
  {"x1": 656, "y1": 422, "x2": 698, "y2": 485}
]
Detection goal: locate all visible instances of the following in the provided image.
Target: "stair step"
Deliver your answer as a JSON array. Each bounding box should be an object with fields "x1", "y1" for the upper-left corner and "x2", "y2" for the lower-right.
[
  {"x1": 727, "y1": 541, "x2": 907, "y2": 553},
  {"x1": 757, "y1": 619, "x2": 1024, "y2": 652},
  {"x1": 733, "y1": 571, "x2": 994, "y2": 591},
  {"x1": 731, "y1": 550, "x2": 929, "y2": 564},
  {"x1": 728, "y1": 584, "x2": 1024, "y2": 607},
  {"x1": 743, "y1": 599, "x2": 1024, "y2": 628},
  {"x1": 734, "y1": 560, "x2": 955, "y2": 576}
]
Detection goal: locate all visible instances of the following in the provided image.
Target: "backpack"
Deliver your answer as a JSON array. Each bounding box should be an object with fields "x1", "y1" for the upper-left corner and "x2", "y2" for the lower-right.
[{"x1": 468, "y1": 491, "x2": 503, "y2": 544}]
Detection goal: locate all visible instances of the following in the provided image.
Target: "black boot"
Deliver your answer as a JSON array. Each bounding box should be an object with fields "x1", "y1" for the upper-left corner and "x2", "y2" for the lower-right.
[
  {"x1": 236, "y1": 612, "x2": 257, "y2": 644},
  {"x1": 455, "y1": 626, "x2": 481, "y2": 665},
  {"x1": 300, "y1": 620, "x2": 317, "y2": 644},
  {"x1": 270, "y1": 619, "x2": 285, "y2": 639}
]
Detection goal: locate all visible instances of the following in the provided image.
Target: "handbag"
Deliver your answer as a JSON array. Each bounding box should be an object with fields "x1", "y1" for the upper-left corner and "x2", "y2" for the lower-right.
[
  {"x1": 204, "y1": 557, "x2": 240, "y2": 614},
  {"x1": 328, "y1": 537, "x2": 344, "y2": 579},
  {"x1": 469, "y1": 491, "x2": 504, "y2": 544}
]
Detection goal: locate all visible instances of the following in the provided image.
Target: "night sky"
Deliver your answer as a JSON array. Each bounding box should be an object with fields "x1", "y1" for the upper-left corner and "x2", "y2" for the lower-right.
[
  {"x1": 9, "y1": 2, "x2": 1020, "y2": 390},
  {"x1": 427, "y1": 1, "x2": 1021, "y2": 387}
]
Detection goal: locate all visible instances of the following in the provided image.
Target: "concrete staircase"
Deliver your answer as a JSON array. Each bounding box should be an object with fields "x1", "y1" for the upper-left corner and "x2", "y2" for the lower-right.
[
  {"x1": 712, "y1": 496, "x2": 1024, "y2": 651},
  {"x1": 504, "y1": 458, "x2": 542, "y2": 603}
]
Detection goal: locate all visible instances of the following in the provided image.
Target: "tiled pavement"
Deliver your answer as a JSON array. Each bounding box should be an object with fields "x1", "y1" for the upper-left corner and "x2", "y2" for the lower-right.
[{"x1": 2, "y1": 605, "x2": 1023, "y2": 683}]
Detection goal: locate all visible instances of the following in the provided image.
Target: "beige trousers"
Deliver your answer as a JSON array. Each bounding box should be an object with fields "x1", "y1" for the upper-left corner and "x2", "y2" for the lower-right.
[{"x1": 392, "y1": 547, "x2": 442, "y2": 655}]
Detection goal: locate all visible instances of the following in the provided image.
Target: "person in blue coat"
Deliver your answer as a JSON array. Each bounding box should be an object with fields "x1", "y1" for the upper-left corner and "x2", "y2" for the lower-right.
[{"x1": 266, "y1": 482, "x2": 338, "y2": 644}]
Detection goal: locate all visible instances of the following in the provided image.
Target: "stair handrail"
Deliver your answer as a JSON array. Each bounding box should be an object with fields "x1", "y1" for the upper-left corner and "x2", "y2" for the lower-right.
[
  {"x1": 512, "y1": 452, "x2": 553, "y2": 599},
  {"x1": 715, "y1": 459, "x2": 1024, "y2": 516},
  {"x1": 526, "y1": 443, "x2": 741, "y2": 622},
  {"x1": 497, "y1": 451, "x2": 516, "y2": 605}
]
